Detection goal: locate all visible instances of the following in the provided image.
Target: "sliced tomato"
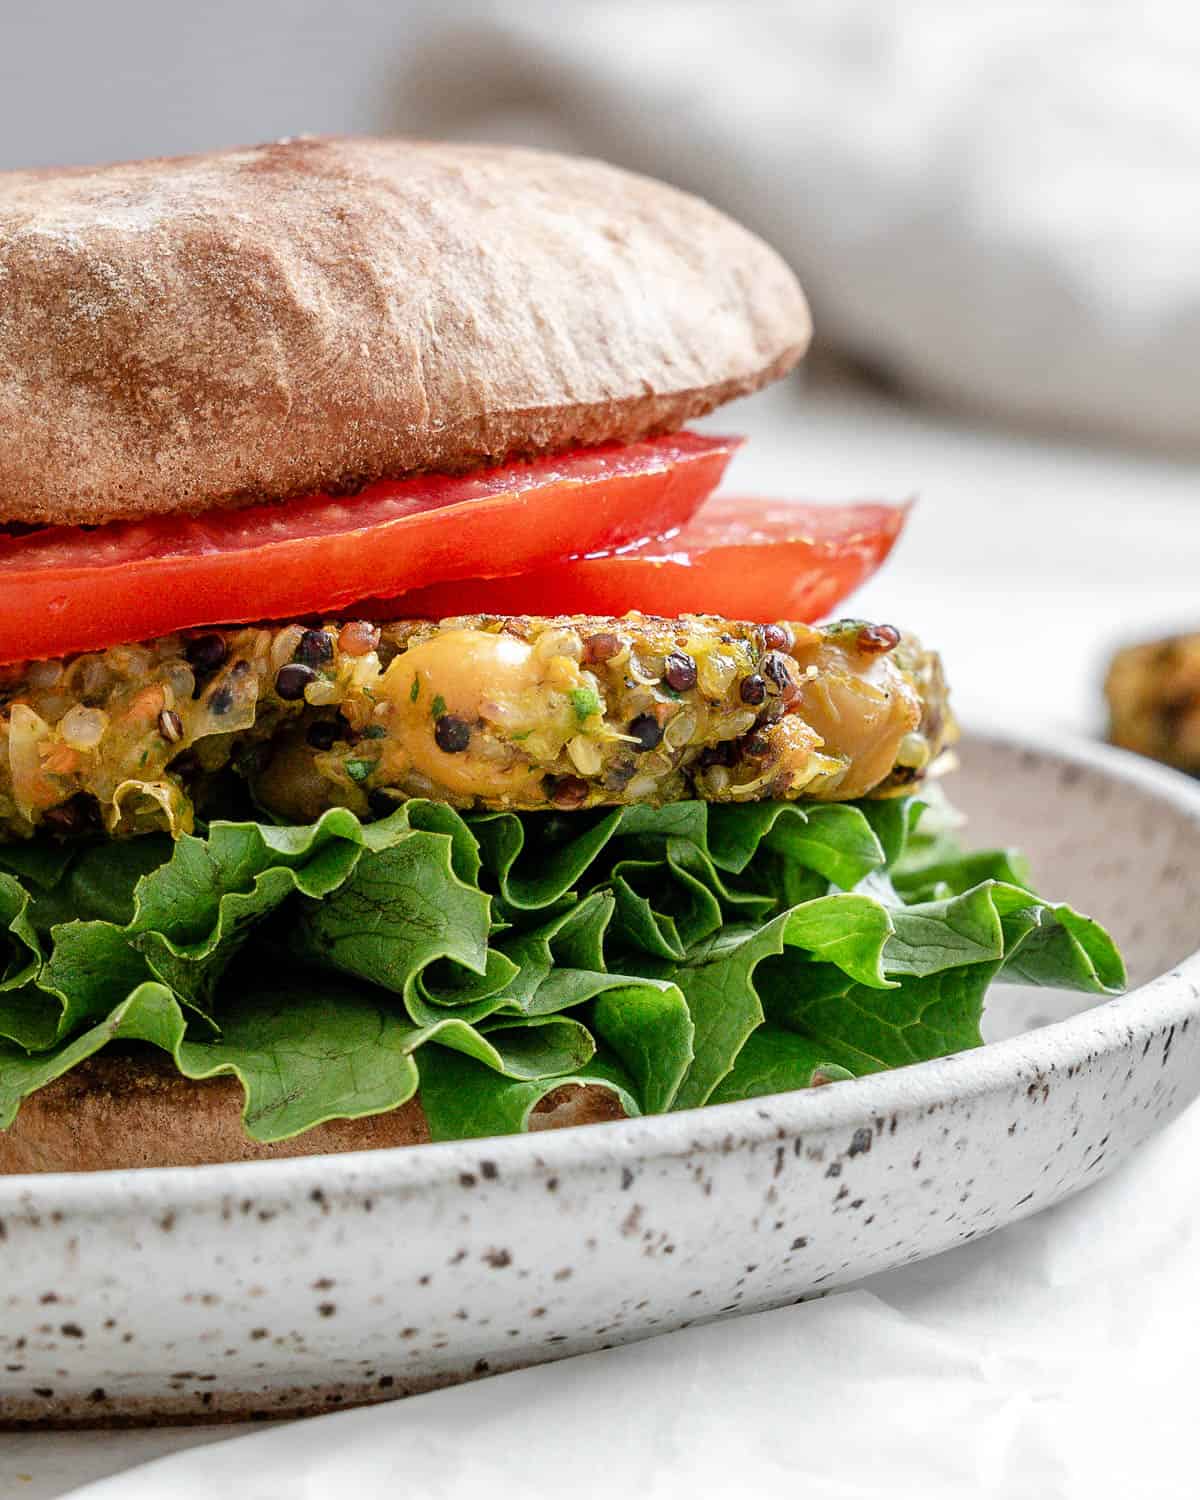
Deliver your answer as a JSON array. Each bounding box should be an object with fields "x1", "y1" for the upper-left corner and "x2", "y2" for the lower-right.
[
  {"x1": 382, "y1": 496, "x2": 910, "y2": 624},
  {"x1": 0, "y1": 433, "x2": 736, "y2": 663}
]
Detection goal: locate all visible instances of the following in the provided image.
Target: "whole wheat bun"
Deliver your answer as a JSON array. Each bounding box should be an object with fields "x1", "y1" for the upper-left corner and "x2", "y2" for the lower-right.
[
  {"x1": 0, "y1": 1050, "x2": 629, "y2": 1173},
  {"x1": 0, "y1": 136, "x2": 810, "y2": 528}
]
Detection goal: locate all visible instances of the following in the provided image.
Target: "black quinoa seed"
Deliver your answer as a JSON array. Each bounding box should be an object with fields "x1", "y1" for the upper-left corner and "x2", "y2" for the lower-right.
[
  {"x1": 208, "y1": 685, "x2": 234, "y2": 715},
  {"x1": 275, "y1": 663, "x2": 317, "y2": 701},
  {"x1": 664, "y1": 652, "x2": 698, "y2": 692},
  {"x1": 306, "y1": 719, "x2": 342, "y2": 751},
  {"x1": 157, "y1": 709, "x2": 184, "y2": 743},
  {"x1": 739, "y1": 674, "x2": 767, "y2": 706},
  {"x1": 434, "y1": 715, "x2": 471, "y2": 753},
  {"x1": 295, "y1": 629, "x2": 334, "y2": 667},
  {"x1": 698, "y1": 741, "x2": 737, "y2": 769},
  {"x1": 628, "y1": 713, "x2": 663, "y2": 752},
  {"x1": 760, "y1": 651, "x2": 795, "y2": 694},
  {"x1": 185, "y1": 634, "x2": 229, "y2": 673}
]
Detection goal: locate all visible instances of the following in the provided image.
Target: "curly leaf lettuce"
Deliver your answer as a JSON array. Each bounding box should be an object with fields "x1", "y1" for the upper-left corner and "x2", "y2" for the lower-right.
[{"x1": 0, "y1": 792, "x2": 1124, "y2": 1144}]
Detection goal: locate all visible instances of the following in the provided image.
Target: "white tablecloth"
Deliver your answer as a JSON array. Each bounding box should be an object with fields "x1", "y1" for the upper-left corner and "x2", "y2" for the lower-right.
[{"x1": 5, "y1": 377, "x2": 1200, "y2": 1497}]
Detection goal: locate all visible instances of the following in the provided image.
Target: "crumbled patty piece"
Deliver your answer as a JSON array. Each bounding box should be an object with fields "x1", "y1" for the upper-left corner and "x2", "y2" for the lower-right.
[
  {"x1": 1106, "y1": 631, "x2": 1200, "y2": 773},
  {"x1": 0, "y1": 614, "x2": 954, "y2": 840}
]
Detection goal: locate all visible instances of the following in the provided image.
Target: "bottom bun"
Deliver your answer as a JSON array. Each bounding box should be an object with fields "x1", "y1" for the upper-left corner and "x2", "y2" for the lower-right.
[{"x1": 0, "y1": 1049, "x2": 629, "y2": 1173}]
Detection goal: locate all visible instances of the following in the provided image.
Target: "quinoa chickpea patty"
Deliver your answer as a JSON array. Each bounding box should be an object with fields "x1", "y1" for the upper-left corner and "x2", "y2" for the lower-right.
[
  {"x1": 1106, "y1": 630, "x2": 1200, "y2": 774},
  {"x1": 0, "y1": 614, "x2": 953, "y2": 841},
  {"x1": 6, "y1": 138, "x2": 1128, "y2": 1191}
]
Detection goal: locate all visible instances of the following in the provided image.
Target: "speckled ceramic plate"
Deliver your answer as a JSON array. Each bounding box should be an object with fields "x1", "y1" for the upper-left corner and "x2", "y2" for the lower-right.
[{"x1": 3, "y1": 726, "x2": 1200, "y2": 1427}]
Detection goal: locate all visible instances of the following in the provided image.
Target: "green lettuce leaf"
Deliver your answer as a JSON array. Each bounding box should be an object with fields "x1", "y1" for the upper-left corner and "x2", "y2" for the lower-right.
[
  {"x1": 417, "y1": 1045, "x2": 640, "y2": 1142},
  {"x1": 708, "y1": 1025, "x2": 853, "y2": 1103},
  {"x1": 759, "y1": 957, "x2": 1001, "y2": 1075},
  {"x1": 0, "y1": 791, "x2": 1124, "y2": 1144}
]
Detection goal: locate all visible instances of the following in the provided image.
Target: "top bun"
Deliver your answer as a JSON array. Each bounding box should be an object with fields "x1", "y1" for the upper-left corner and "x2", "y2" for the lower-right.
[{"x1": 0, "y1": 137, "x2": 810, "y2": 527}]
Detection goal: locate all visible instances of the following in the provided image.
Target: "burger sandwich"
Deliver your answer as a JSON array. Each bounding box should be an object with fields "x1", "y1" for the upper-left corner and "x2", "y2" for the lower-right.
[{"x1": 0, "y1": 138, "x2": 1122, "y2": 1172}]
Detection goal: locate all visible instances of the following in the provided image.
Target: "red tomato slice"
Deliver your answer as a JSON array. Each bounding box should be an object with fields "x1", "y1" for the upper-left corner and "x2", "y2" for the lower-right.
[
  {"x1": 381, "y1": 496, "x2": 910, "y2": 623},
  {"x1": 0, "y1": 433, "x2": 736, "y2": 663}
]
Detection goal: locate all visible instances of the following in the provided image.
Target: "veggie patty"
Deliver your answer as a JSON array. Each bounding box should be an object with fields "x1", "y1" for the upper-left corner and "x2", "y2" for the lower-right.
[
  {"x1": 0, "y1": 613, "x2": 953, "y2": 840},
  {"x1": 1107, "y1": 631, "x2": 1200, "y2": 774}
]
